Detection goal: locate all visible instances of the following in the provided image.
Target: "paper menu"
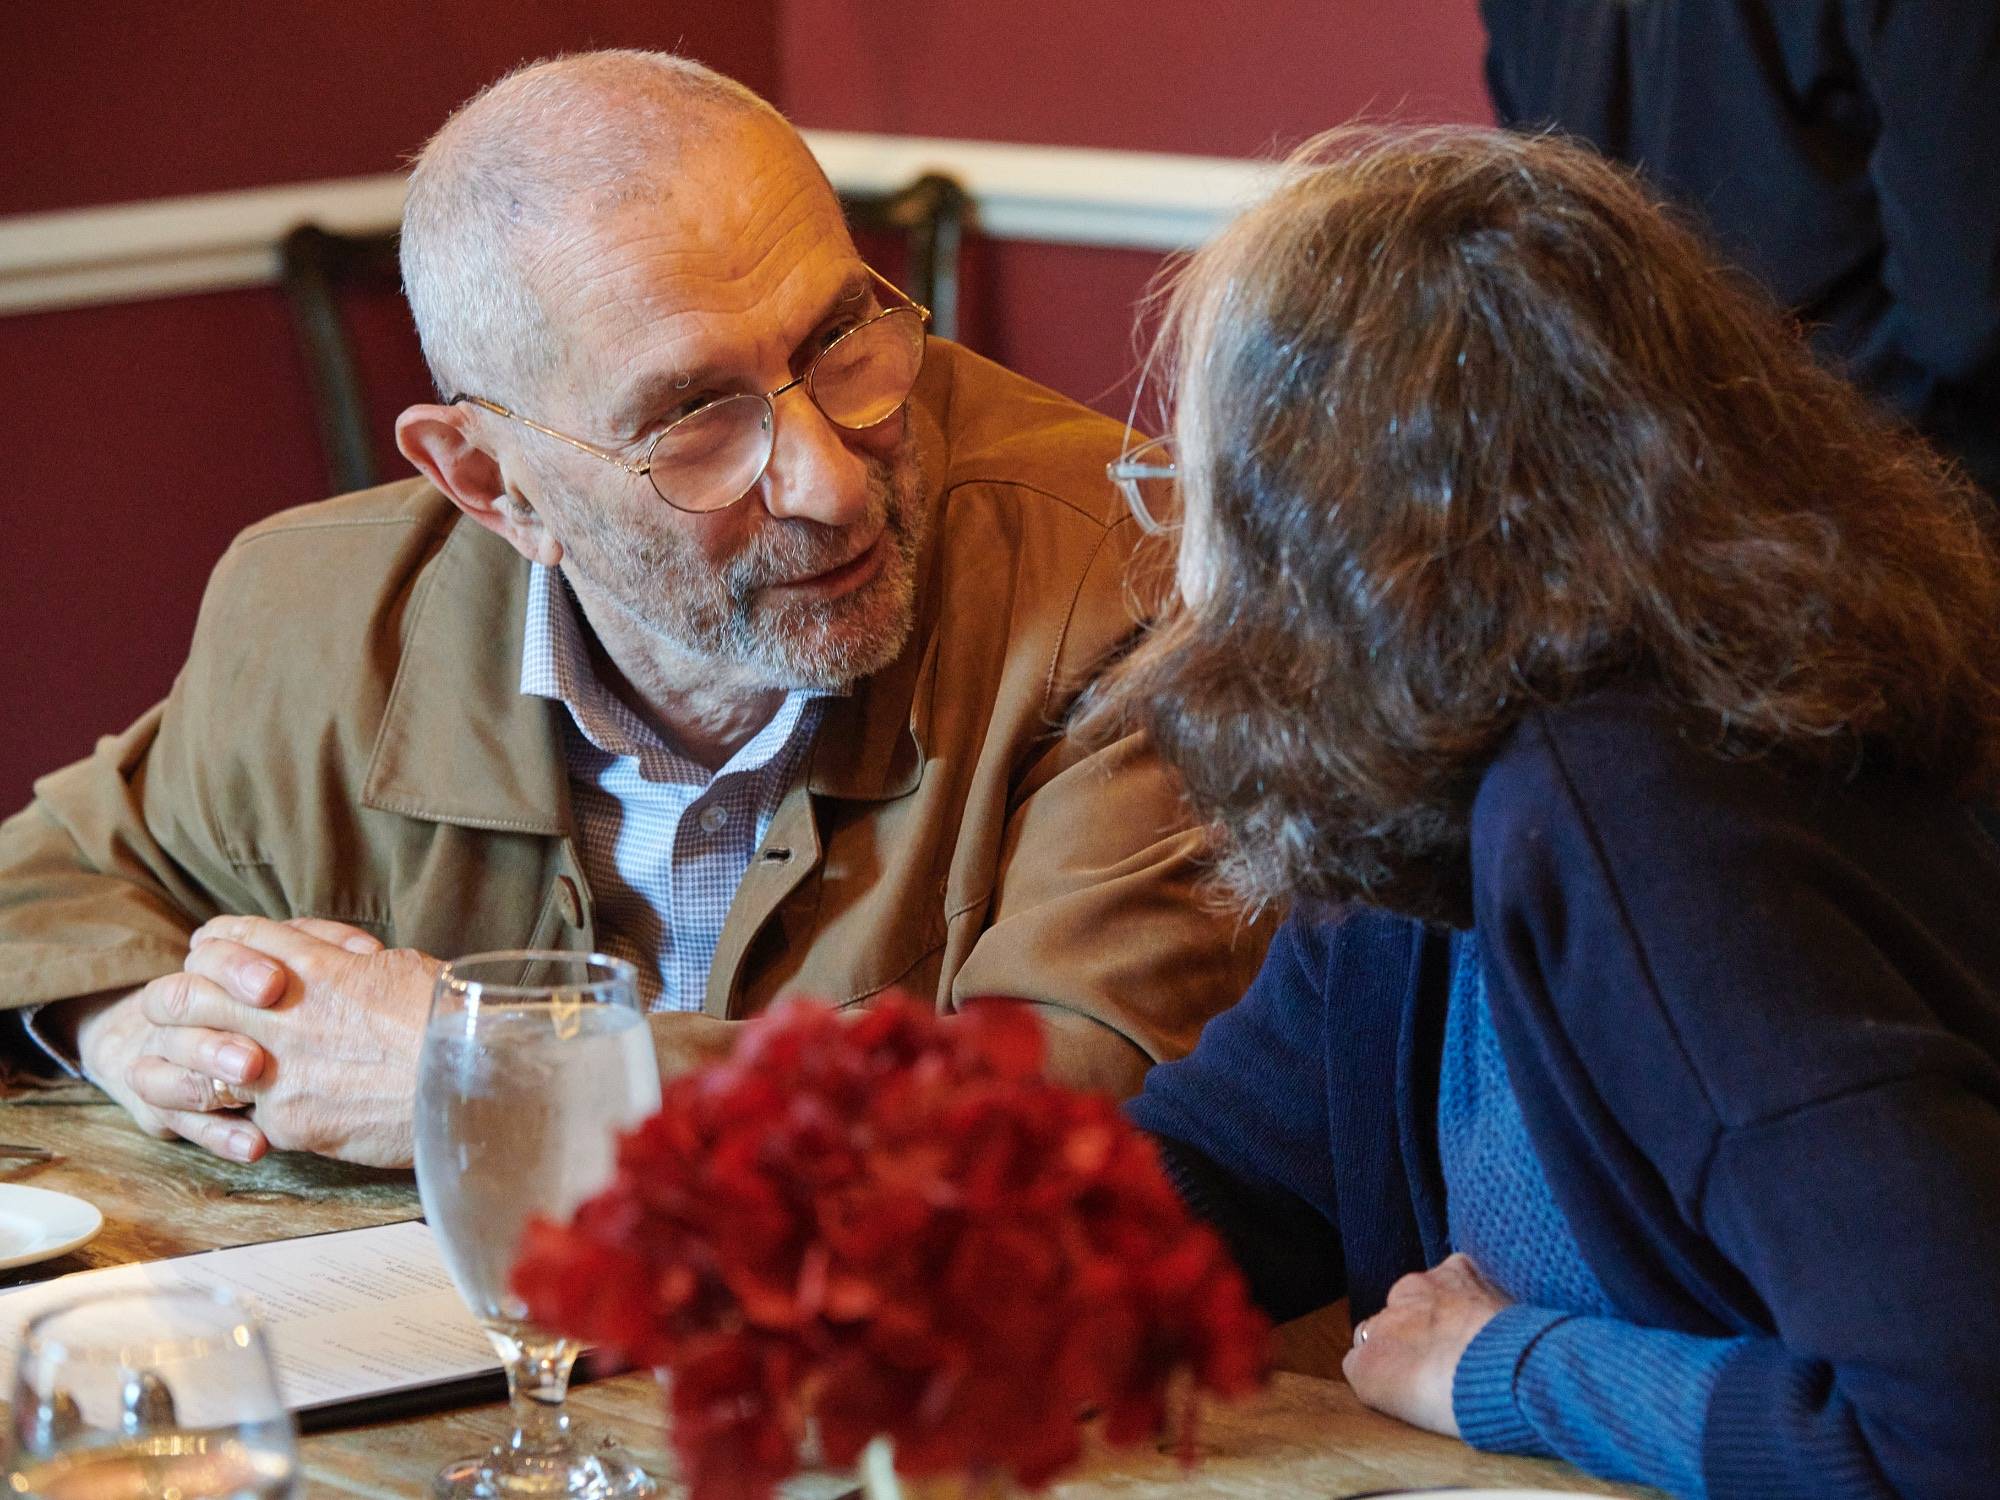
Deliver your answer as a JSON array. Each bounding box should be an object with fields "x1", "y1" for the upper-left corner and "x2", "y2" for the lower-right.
[{"x1": 0, "y1": 1220, "x2": 500, "y2": 1419}]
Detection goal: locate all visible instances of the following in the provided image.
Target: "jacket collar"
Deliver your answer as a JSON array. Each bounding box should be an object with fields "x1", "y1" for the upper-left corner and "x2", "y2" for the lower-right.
[
  {"x1": 360, "y1": 512, "x2": 571, "y2": 835},
  {"x1": 361, "y1": 346, "x2": 957, "y2": 828}
]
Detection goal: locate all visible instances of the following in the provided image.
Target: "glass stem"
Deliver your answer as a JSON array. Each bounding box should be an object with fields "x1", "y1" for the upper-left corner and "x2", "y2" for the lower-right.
[{"x1": 495, "y1": 1329, "x2": 580, "y2": 1461}]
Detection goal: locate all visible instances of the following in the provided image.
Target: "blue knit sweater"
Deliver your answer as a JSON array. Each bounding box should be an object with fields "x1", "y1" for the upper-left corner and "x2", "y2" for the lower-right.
[
  {"x1": 1441, "y1": 928, "x2": 1743, "y2": 1496},
  {"x1": 1127, "y1": 689, "x2": 2000, "y2": 1500}
]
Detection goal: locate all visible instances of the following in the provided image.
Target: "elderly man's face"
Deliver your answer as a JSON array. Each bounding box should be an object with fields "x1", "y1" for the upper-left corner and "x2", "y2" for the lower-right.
[{"x1": 516, "y1": 120, "x2": 926, "y2": 691}]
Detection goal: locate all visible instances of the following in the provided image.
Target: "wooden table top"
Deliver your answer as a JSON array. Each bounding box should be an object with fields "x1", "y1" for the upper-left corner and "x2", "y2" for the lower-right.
[{"x1": 1, "y1": 1081, "x2": 1655, "y2": 1498}]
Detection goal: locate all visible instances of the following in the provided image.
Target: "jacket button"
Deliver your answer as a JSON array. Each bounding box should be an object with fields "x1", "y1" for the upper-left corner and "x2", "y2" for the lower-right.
[{"x1": 555, "y1": 875, "x2": 584, "y2": 928}]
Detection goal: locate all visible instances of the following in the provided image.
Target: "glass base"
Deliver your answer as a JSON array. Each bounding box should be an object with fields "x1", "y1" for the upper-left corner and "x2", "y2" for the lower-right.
[{"x1": 430, "y1": 1441, "x2": 660, "y2": 1499}]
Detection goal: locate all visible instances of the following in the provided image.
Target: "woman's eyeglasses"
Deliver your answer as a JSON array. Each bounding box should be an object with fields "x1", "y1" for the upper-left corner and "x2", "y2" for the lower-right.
[{"x1": 1105, "y1": 435, "x2": 1179, "y2": 533}]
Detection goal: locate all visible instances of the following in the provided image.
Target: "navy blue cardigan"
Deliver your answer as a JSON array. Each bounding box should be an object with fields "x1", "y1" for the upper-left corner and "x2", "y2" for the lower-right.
[{"x1": 1129, "y1": 691, "x2": 2000, "y2": 1499}]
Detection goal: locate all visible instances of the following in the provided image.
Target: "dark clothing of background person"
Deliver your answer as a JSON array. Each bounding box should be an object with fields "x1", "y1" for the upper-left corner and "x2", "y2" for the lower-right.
[{"x1": 1481, "y1": 0, "x2": 2000, "y2": 499}]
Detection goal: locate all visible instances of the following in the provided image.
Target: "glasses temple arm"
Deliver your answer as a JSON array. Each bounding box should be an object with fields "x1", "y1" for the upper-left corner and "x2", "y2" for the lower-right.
[{"x1": 453, "y1": 395, "x2": 651, "y2": 476}]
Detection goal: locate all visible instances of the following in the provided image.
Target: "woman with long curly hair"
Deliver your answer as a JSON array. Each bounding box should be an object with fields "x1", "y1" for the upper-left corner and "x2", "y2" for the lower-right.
[{"x1": 1105, "y1": 126, "x2": 2000, "y2": 1499}]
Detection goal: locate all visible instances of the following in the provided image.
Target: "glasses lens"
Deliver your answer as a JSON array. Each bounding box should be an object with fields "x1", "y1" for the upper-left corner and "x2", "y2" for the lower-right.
[
  {"x1": 809, "y1": 308, "x2": 927, "y2": 430},
  {"x1": 645, "y1": 395, "x2": 774, "y2": 513},
  {"x1": 1130, "y1": 478, "x2": 1181, "y2": 532}
]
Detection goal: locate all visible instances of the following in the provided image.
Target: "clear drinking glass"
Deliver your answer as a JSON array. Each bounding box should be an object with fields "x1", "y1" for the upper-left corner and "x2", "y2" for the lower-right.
[
  {"x1": 414, "y1": 951, "x2": 662, "y2": 1500},
  {"x1": 5, "y1": 1287, "x2": 299, "y2": 1499}
]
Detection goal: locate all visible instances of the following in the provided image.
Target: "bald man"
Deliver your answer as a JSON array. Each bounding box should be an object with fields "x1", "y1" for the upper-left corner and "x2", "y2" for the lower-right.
[{"x1": 0, "y1": 52, "x2": 1267, "y2": 1167}]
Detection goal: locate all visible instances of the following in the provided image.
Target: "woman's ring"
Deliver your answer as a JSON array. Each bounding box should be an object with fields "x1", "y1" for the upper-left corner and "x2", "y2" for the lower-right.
[{"x1": 1355, "y1": 1320, "x2": 1371, "y2": 1346}]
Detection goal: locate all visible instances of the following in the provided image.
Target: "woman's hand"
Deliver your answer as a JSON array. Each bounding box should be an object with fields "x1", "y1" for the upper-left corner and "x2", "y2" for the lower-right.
[{"x1": 1343, "y1": 1252, "x2": 1513, "y2": 1436}]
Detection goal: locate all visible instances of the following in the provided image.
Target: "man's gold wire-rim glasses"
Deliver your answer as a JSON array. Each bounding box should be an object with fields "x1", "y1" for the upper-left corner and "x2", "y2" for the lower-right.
[{"x1": 447, "y1": 267, "x2": 931, "y2": 515}]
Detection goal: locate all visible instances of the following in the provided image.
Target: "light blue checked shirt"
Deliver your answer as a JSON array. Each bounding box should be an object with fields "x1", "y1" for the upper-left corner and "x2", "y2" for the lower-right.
[{"x1": 520, "y1": 565, "x2": 829, "y2": 1011}]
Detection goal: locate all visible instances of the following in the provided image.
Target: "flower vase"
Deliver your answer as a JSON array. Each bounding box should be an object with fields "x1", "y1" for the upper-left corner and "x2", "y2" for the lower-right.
[{"x1": 857, "y1": 1438, "x2": 1017, "y2": 1500}]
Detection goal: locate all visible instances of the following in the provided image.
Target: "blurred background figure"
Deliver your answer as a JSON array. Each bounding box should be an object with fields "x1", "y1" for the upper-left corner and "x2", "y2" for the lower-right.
[{"x1": 1482, "y1": 0, "x2": 2000, "y2": 500}]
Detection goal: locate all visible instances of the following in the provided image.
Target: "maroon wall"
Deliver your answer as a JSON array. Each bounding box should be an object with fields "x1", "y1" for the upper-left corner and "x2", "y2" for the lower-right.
[
  {"x1": 1, "y1": 2, "x2": 1487, "y2": 812},
  {"x1": 781, "y1": 0, "x2": 1491, "y2": 412}
]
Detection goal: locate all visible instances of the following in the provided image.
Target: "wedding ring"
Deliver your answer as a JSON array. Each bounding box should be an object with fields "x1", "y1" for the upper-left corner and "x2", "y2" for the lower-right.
[
  {"x1": 206, "y1": 1078, "x2": 253, "y2": 1111},
  {"x1": 1354, "y1": 1320, "x2": 1371, "y2": 1346}
]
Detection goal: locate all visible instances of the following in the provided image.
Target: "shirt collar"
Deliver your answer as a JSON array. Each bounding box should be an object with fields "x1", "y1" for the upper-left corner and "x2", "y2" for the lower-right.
[{"x1": 521, "y1": 563, "x2": 829, "y2": 780}]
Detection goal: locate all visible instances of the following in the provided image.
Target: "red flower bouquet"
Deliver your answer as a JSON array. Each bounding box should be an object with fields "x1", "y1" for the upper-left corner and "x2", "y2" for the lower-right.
[{"x1": 511, "y1": 994, "x2": 1270, "y2": 1500}]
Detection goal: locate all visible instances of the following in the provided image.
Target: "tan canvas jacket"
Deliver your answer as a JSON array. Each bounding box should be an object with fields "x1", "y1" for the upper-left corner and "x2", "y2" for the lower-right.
[{"x1": 0, "y1": 342, "x2": 1267, "y2": 1086}]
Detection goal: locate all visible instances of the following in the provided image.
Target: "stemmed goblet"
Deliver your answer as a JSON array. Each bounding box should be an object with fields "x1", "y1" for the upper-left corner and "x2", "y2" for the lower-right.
[{"x1": 414, "y1": 951, "x2": 662, "y2": 1499}]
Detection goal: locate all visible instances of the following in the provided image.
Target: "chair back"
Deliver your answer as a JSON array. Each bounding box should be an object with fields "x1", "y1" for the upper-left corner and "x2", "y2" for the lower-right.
[
  {"x1": 277, "y1": 223, "x2": 402, "y2": 495},
  {"x1": 841, "y1": 172, "x2": 973, "y2": 342}
]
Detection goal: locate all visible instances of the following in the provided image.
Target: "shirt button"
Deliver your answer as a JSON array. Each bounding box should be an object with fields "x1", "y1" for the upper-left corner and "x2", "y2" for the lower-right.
[{"x1": 698, "y1": 805, "x2": 729, "y2": 834}]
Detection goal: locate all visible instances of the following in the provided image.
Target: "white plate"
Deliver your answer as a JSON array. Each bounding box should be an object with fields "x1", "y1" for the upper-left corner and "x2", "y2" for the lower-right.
[{"x1": 0, "y1": 1184, "x2": 104, "y2": 1271}]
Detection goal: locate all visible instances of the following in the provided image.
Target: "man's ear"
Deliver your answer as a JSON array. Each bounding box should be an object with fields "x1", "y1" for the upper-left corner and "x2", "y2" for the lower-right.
[{"x1": 395, "y1": 403, "x2": 563, "y2": 567}]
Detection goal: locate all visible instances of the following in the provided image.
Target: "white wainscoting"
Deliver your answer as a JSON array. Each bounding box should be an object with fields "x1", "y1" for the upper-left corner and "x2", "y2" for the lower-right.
[{"x1": 0, "y1": 131, "x2": 1279, "y2": 317}]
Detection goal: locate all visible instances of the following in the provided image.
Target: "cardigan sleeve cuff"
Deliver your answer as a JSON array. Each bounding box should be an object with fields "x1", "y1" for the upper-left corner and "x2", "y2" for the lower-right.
[{"x1": 1453, "y1": 1303, "x2": 1572, "y2": 1455}]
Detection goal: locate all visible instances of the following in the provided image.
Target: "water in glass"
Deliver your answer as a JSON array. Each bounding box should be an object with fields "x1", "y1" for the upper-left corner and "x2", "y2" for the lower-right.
[
  {"x1": 416, "y1": 999, "x2": 660, "y2": 1333},
  {"x1": 412, "y1": 951, "x2": 661, "y2": 1500}
]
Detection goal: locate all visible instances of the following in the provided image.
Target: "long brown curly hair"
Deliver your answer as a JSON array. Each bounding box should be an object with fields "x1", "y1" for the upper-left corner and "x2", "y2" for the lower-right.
[{"x1": 1085, "y1": 126, "x2": 2000, "y2": 924}]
